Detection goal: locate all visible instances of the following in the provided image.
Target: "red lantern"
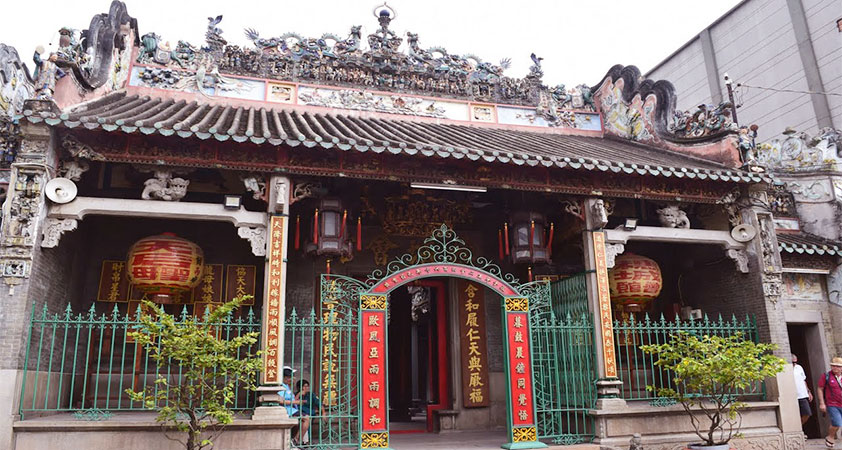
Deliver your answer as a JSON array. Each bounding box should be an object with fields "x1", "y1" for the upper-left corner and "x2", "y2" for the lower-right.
[
  {"x1": 126, "y1": 232, "x2": 204, "y2": 302},
  {"x1": 608, "y1": 253, "x2": 662, "y2": 312},
  {"x1": 306, "y1": 198, "x2": 353, "y2": 258}
]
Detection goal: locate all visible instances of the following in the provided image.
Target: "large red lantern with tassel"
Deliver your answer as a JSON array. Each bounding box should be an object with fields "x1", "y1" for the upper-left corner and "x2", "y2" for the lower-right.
[
  {"x1": 126, "y1": 232, "x2": 204, "y2": 301},
  {"x1": 608, "y1": 253, "x2": 662, "y2": 312},
  {"x1": 306, "y1": 198, "x2": 353, "y2": 258},
  {"x1": 507, "y1": 211, "x2": 550, "y2": 264}
]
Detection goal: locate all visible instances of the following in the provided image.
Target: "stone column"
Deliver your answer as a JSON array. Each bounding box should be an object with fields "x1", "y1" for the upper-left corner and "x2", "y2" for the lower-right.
[
  {"x1": 253, "y1": 175, "x2": 294, "y2": 423},
  {"x1": 0, "y1": 101, "x2": 58, "y2": 449},
  {"x1": 740, "y1": 186, "x2": 805, "y2": 449},
  {"x1": 581, "y1": 198, "x2": 625, "y2": 408}
]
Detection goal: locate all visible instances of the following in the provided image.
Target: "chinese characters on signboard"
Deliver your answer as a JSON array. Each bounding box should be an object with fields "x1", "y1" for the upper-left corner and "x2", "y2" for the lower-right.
[
  {"x1": 360, "y1": 295, "x2": 387, "y2": 434},
  {"x1": 506, "y1": 310, "x2": 535, "y2": 427},
  {"x1": 264, "y1": 215, "x2": 286, "y2": 384},
  {"x1": 592, "y1": 231, "x2": 618, "y2": 378},
  {"x1": 457, "y1": 280, "x2": 489, "y2": 407},
  {"x1": 320, "y1": 279, "x2": 343, "y2": 406},
  {"x1": 97, "y1": 260, "x2": 130, "y2": 302},
  {"x1": 225, "y1": 265, "x2": 256, "y2": 305}
]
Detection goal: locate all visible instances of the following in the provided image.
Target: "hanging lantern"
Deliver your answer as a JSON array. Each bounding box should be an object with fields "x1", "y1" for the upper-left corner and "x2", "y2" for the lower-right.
[
  {"x1": 306, "y1": 197, "x2": 353, "y2": 258},
  {"x1": 126, "y1": 232, "x2": 204, "y2": 303},
  {"x1": 608, "y1": 253, "x2": 662, "y2": 312},
  {"x1": 507, "y1": 211, "x2": 550, "y2": 264}
]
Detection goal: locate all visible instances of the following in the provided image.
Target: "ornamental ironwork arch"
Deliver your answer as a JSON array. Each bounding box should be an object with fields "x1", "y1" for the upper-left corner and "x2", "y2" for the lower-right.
[{"x1": 362, "y1": 223, "x2": 523, "y2": 296}]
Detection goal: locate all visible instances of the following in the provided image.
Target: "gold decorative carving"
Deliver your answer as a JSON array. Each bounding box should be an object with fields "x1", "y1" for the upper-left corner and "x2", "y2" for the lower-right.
[
  {"x1": 360, "y1": 432, "x2": 389, "y2": 448},
  {"x1": 512, "y1": 426, "x2": 537, "y2": 442},
  {"x1": 366, "y1": 235, "x2": 397, "y2": 266},
  {"x1": 505, "y1": 297, "x2": 528, "y2": 312},
  {"x1": 361, "y1": 294, "x2": 387, "y2": 310},
  {"x1": 383, "y1": 191, "x2": 471, "y2": 237}
]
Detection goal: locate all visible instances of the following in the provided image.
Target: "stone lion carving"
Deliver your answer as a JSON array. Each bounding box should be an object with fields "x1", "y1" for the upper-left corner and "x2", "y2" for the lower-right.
[
  {"x1": 656, "y1": 205, "x2": 690, "y2": 229},
  {"x1": 141, "y1": 171, "x2": 189, "y2": 201},
  {"x1": 591, "y1": 198, "x2": 609, "y2": 228}
]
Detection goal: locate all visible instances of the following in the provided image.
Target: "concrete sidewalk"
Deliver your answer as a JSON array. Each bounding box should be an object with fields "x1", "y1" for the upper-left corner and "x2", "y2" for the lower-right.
[{"x1": 389, "y1": 431, "x2": 598, "y2": 449}]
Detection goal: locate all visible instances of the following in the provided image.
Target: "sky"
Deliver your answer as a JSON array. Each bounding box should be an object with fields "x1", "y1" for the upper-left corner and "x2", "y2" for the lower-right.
[{"x1": 0, "y1": 0, "x2": 742, "y2": 87}]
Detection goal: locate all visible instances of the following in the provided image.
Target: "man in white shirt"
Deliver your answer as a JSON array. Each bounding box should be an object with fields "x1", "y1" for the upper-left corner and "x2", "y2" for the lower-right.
[{"x1": 793, "y1": 354, "x2": 813, "y2": 426}]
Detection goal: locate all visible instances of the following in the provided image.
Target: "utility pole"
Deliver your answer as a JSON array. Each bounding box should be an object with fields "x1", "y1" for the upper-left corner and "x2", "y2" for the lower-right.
[{"x1": 723, "y1": 73, "x2": 739, "y2": 127}]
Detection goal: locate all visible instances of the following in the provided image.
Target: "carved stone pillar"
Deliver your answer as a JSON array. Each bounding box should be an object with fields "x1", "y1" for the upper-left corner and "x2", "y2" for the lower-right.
[
  {"x1": 581, "y1": 198, "x2": 625, "y2": 409},
  {"x1": 0, "y1": 104, "x2": 58, "y2": 450},
  {"x1": 253, "y1": 175, "x2": 293, "y2": 421}
]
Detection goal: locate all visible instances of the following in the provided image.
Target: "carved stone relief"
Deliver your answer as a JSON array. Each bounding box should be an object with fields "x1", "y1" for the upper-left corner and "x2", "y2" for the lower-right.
[
  {"x1": 3, "y1": 168, "x2": 45, "y2": 247},
  {"x1": 605, "y1": 243, "x2": 625, "y2": 269},
  {"x1": 237, "y1": 226, "x2": 267, "y2": 257},
  {"x1": 786, "y1": 179, "x2": 833, "y2": 203},
  {"x1": 59, "y1": 160, "x2": 89, "y2": 182},
  {"x1": 141, "y1": 170, "x2": 189, "y2": 201},
  {"x1": 828, "y1": 262, "x2": 842, "y2": 307},
  {"x1": 241, "y1": 175, "x2": 266, "y2": 200},
  {"x1": 40, "y1": 218, "x2": 78, "y2": 248},
  {"x1": 61, "y1": 135, "x2": 105, "y2": 161},
  {"x1": 727, "y1": 248, "x2": 749, "y2": 274},
  {"x1": 656, "y1": 205, "x2": 690, "y2": 228},
  {"x1": 591, "y1": 198, "x2": 609, "y2": 228}
]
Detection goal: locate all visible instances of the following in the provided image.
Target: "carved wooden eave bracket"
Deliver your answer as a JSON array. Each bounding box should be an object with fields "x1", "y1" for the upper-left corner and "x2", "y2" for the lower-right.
[
  {"x1": 42, "y1": 196, "x2": 268, "y2": 256},
  {"x1": 603, "y1": 225, "x2": 749, "y2": 274}
]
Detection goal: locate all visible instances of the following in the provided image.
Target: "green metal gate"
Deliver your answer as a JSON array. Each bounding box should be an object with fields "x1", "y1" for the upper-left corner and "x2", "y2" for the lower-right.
[
  {"x1": 282, "y1": 274, "x2": 365, "y2": 449},
  {"x1": 526, "y1": 274, "x2": 597, "y2": 445}
]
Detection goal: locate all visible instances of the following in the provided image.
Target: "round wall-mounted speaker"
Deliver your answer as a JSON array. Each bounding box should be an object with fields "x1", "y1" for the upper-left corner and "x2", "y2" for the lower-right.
[
  {"x1": 731, "y1": 224, "x2": 757, "y2": 243},
  {"x1": 45, "y1": 177, "x2": 78, "y2": 204}
]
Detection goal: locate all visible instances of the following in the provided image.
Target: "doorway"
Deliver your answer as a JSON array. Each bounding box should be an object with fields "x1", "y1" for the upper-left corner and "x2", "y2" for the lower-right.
[
  {"x1": 388, "y1": 280, "x2": 448, "y2": 433},
  {"x1": 788, "y1": 323, "x2": 825, "y2": 439}
]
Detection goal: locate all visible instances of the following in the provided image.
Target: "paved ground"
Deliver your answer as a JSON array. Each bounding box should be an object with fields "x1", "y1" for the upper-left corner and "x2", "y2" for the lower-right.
[{"x1": 389, "y1": 430, "x2": 597, "y2": 449}]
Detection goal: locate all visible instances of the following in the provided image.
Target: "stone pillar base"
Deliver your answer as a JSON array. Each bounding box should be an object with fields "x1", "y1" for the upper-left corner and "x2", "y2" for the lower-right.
[
  {"x1": 252, "y1": 406, "x2": 290, "y2": 421},
  {"x1": 595, "y1": 378, "x2": 627, "y2": 410}
]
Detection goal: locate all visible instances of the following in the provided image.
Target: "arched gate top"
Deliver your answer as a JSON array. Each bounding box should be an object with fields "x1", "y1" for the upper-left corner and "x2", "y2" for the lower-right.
[{"x1": 363, "y1": 224, "x2": 521, "y2": 297}]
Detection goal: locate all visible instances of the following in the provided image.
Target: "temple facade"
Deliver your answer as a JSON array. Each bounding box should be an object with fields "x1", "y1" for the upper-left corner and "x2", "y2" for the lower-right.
[{"x1": 0, "y1": 2, "x2": 839, "y2": 450}]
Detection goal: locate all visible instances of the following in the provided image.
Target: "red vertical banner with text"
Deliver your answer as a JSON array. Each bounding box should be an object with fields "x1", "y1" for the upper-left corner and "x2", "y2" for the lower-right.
[
  {"x1": 592, "y1": 231, "x2": 618, "y2": 378},
  {"x1": 457, "y1": 280, "x2": 490, "y2": 408},
  {"x1": 503, "y1": 297, "x2": 540, "y2": 445},
  {"x1": 359, "y1": 294, "x2": 390, "y2": 449},
  {"x1": 262, "y1": 215, "x2": 285, "y2": 384}
]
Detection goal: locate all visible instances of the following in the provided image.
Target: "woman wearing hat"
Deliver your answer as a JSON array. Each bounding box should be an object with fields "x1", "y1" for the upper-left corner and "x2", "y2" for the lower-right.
[{"x1": 818, "y1": 357, "x2": 842, "y2": 448}]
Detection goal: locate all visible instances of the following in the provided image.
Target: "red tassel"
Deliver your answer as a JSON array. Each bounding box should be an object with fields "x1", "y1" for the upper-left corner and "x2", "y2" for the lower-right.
[
  {"x1": 294, "y1": 215, "x2": 300, "y2": 250},
  {"x1": 528, "y1": 266, "x2": 533, "y2": 282},
  {"x1": 313, "y1": 209, "x2": 319, "y2": 245},
  {"x1": 529, "y1": 220, "x2": 535, "y2": 256},
  {"x1": 340, "y1": 210, "x2": 347, "y2": 239},
  {"x1": 498, "y1": 229, "x2": 504, "y2": 261},
  {"x1": 356, "y1": 217, "x2": 362, "y2": 252},
  {"x1": 546, "y1": 223, "x2": 554, "y2": 258},
  {"x1": 503, "y1": 222, "x2": 510, "y2": 256},
  {"x1": 326, "y1": 259, "x2": 331, "y2": 275}
]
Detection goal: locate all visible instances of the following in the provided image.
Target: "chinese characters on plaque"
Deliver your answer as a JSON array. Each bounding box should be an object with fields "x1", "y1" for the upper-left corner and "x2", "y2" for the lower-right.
[
  {"x1": 457, "y1": 280, "x2": 489, "y2": 408},
  {"x1": 506, "y1": 310, "x2": 535, "y2": 427},
  {"x1": 264, "y1": 215, "x2": 286, "y2": 383},
  {"x1": 592, "y1": 231, "x2": 618, "y2": 378},
  {"x1": 96, "y1": 261, "x2": 256, "y2": 306},
  {"x1": 320, "y1": 279, "x2": 342, "y2": 406},
  {"x1": 360, "y1": 296, "x2": 388, "y2": 433}
]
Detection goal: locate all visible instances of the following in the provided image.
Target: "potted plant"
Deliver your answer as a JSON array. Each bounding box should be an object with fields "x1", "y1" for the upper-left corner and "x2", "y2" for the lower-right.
[{"x1": 640, "y1": 332, "x2": 785, "y2": 450}]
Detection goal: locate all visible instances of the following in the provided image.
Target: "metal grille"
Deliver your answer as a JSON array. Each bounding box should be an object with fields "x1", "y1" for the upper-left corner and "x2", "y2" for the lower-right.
[
  {"x1": 613, "y1": 313, "x2": 764, "y2": 402},
  {"x1": 526, "y1": 276, "x2": 597, "y2": 445},
  {"x1": 19, "y1": 303, "x2": 259, "y2": 419}
]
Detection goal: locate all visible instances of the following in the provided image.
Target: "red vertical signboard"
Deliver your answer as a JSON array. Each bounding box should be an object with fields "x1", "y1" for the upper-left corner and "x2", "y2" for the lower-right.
[
  {"x1": 359, "y1": 294, "x2": 390, "y2": 449},
  {"x1": 503, "y1": 297, "x2": 540, "y2": 446}
]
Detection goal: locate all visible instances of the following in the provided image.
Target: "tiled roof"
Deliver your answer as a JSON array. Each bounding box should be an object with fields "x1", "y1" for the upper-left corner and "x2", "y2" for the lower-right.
[
  {"x1": 778, "y1": 233, "x2": 842, "y2": 256},
  {"x1": 21, "y1": 91, "x2": 769, "y2": 183}
]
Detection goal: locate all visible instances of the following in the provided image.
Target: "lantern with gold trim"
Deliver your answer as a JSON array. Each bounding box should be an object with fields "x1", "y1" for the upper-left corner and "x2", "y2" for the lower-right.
[
  {"x1": 126, "y1": 232, "x2": 204, "y2": 303},
  {"x1": 506, "y1": 211, "x2": 551, "y2": 265},
  {"x1": 607, "y1": 253, "x2": 662, "y2": 313},
  {"x1": 305, "y1": 197, "x2": 353, "y2": 259}
]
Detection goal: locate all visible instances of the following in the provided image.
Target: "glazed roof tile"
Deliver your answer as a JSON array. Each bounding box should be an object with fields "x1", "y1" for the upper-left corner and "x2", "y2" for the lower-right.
[
  {"x1": 21, "y1": 91, "x2": 769, "y2": 183},
  {"x1": 778, "y1": 233, "x2": 842, "y2": 256}
]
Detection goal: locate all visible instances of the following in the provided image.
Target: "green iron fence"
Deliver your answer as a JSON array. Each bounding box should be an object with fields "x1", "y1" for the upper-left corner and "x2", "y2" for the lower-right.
[
  {"x1": 19, "y1": 303, "x2": 260, "y2": 419},
  {"x1": 613, "y1": 313, "x2": 764, "y2": 403},
  {"x1": 527, "y1": 276, "x2": 597, "y2": 445},
  {"x1": 283, "y1": 307, "x2": 358, "y2": 449}
]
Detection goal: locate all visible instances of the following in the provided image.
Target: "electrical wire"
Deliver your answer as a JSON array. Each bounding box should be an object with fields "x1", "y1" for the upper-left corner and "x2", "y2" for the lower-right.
[{"x1": 736, "y1": 82, "x2": 842, "y2": 97}]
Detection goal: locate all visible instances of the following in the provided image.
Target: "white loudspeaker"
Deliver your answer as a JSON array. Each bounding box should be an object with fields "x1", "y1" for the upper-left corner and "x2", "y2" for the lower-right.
[
  {"x1": 731, "y1": 224, "x2": 757, "y2": 243},
  {"x1": 45, "y1": 177, "x2": 78, "y2": 204}
]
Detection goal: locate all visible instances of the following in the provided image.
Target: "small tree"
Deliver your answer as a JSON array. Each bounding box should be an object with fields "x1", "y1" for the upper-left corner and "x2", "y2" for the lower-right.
[
  {"x1": 640, "y1": 332, "x2": 785, "y2": 447},
  {"x1": 127, "y1": 297, "x2": 262, "y2": 450}
]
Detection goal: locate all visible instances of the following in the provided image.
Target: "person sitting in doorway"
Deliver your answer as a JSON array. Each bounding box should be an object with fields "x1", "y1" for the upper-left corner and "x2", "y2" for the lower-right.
[
  {"x1": 280, "y1": 366, "x2": 310, "y2": 447},
  {"x1": 818, "y1": 357, "x2": 842, "y2": 448},
  {"x1": 792, "y1": 354, "x2": 813, "y2": 427},
  {"x1": 294, "y1": 379, "x2": 323, "y2": 445}
]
